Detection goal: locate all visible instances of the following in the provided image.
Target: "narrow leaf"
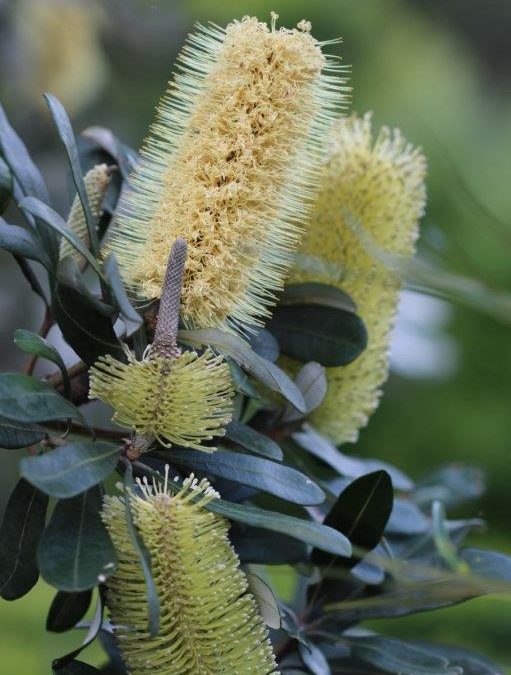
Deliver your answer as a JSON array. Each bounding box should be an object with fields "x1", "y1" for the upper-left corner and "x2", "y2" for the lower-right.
[
  {"x1": 246, "y1": 573, "x2": 281, "y2": 629},
  {"x1": 0, "y1": 478, "x2": 48, "y2": 599},
  {"x1": 299, "y1": 640, "x2": 331, "y2": 675},
  {"x1": 21, "y1": 441, "x2": 121, "y2": 498},
  {"x1": 0, "y1": 156, "x2": 13, "y2": 213},
  {"x1": 170, "y1": 448, "x2": 324, "y2": 505},
  {"x1": 0, "y1": 218, "x2": 52, "y2": 269},
  {"x1": 38, "y1": 487, "x2": 117, "y2": 591},
  {"x1": 44, "y1": 94, "x2": 99, "y2": 255},
  {"x1": 283, "y1": 362, "x2": 327, "y2": 422},
  {"x1": 103, "y1": 254, "x2": 142, "y2": 336}
]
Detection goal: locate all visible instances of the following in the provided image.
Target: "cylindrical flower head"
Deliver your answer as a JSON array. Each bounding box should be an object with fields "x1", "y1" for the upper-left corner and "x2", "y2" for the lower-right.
[
  {"x1": 289, "y1": 113, "x2": 427, "y2": 444},
  {"x1": 89, "y1": 348, "x2": 233, "y2": 450},
  {"x1": 102, "y1": 471, "x2": 278, "y2": 674},
  {"x1": 59, "y1": 163, "x2": 111, "y2": 266},
  {"x1": 107, "y1": 15, "x2": 348, "y2": 334}
]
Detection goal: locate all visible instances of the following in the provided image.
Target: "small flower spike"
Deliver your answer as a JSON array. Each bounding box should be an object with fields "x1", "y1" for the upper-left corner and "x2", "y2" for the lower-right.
[
  {"x1": 107, "y1": 16, "x2": 348, "y2": 334},
  {"x1": 289, "y1": 113, "x2": 427, "y2": 444},
  {"x1": 89, "y1": 239, "x2": 234, "y2": 451},
  {"x1": 59, "y1": 163, "x2": 112, "y2": 267},
  {"x1": 102, "y1": 469, "x2": 279, "y2": 674}
]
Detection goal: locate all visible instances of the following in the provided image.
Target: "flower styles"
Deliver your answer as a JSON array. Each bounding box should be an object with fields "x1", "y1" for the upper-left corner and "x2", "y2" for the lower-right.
[
  {"x1": 107, "y1": 15, "x2": 348, "y2": 334},
  {"x1": 59, "y1": 163, "x2": 112, "y2": 267},
  {"x1": 102, "y1": 470, "x2": 278, "y2": 674},
  {"x1": 289, "y1": 113, "x2": 427, "y2": 444},
  {"x1": 89, "y1": 239, "x2": 233, "y2": 452}
]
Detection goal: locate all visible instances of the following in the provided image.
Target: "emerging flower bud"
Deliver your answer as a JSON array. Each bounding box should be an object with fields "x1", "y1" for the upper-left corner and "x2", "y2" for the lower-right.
[
  {"x1": 289, "y1": 113, "x2": 427, "y2": 444},
  {"x1": 107, "y1": 16, "x2": 348, "y2": 334},
  {"x1": 102, "y1": 470, "x2": 278, "y2": 674},
  {"x1": 59, "y1": 163, "x2": 111, "y2": 267}
]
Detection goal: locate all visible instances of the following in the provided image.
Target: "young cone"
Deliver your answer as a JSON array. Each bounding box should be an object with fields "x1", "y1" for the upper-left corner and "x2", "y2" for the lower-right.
[
  {"x1": 102, "y1": 471, "x2": 278, "y2": 674},
  {"x1": 59, "y1": 163, "x2": 111, "y2": 267},
  {"x1": 89, "y1": 239, "x2": 234, "y2": 451},
  {"x1": 107, "y1": 15, "x2": 348, "y2": 334},
  {"x1": 289, "y1": 113, "x2": 427, "y2": 444}
]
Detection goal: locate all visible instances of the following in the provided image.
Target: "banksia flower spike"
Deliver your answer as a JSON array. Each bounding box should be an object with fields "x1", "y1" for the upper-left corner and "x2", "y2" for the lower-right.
[
  {"x1": 102, "y1": 468, "x2": 279, "y2": 674},
  {"x1": 90, "y1": 238, "x2": 233, "y2": 452},
  {"x1": 289, "y1": 113, "x2": 427, "y2": 444},
  {"x1": 107, "y1": 14, "x2": 348, "y2": 334},
  {"x1": 59, "y1": 163, "x2": 112, "y2": 267}
]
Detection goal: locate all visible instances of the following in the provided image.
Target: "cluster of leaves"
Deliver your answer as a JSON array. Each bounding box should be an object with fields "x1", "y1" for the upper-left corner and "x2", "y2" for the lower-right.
[{"x1": 0, "y1": 97, "x2": 510, "y2": 675}]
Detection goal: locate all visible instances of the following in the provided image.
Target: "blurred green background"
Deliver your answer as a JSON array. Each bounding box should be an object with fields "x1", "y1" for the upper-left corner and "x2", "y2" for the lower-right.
[{"x1": 1, "y1": 0, "x2": 511, "y2": 671}]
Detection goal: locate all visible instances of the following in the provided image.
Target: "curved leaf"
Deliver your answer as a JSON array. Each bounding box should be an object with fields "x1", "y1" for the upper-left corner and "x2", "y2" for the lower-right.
[
  {"x1": 283, "y1": 362, "x2": 327, "y2": 422},
  {"x1": 14, "y1": 328, "x2": 71, "y2": 399},
  {"x1": 0, "y1": 478, "x2": 48, "y2": 600},
  {"x1": 46, "y1": 589, "x2": 93, "y2": 633},
  {"x1": 103, "y1": 254, "x2": 142, "y2": 336},
  {"x1": 281, "y1": 282, "x2": 357, "y2": 313},
  {"x1": 0, "y1": 155, "x2": 12, "y2": 213},
  {"x1": 21, "y1": 441, "x2": 121, "y2": 498},
  {"x1": 225, "y1": 420, "x2": 283, "y2": 461},
  {"x1": 0, "y1": 218, "x2": 52, "y2": 270},
  {"x1": 38, "y1": 486, "x2": 117, "y2": 592}
]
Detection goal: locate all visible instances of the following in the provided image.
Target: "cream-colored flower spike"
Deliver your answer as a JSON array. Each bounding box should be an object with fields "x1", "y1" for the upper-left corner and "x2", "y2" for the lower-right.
[
  {"x1": 102, "y1": 470, "x2": 279, "y2": 674},
  {"x1": 107, "y1": 14, "x2": 348, "y2": 334},
  {"x1": 59, "y1": 163, "x2": 112, "y2": 267},
  {"x1": 289, "y1": 113, "x2": 427, "y2": 444},
  {"x1": 90, "y1": 239, "x2": 234, "y2": 452}
]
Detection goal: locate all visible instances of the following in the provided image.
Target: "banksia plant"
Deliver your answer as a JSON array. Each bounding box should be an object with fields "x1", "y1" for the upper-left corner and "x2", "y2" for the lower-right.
[
  {"x1": 288, "y1": 113, "x2": 427, "y2": 444},
  {"x1": 90, "y1": 238, "x2": 233, "y2": 451},
  {"x1": 102, "y1": 469, "x2": 278, "y2": 674},
  {"x1": 107, "y1": 14, "x2": 348, "y2": 334},
  {"x1": 59, "y1": 163, "x2": 112, "y2": 267}
]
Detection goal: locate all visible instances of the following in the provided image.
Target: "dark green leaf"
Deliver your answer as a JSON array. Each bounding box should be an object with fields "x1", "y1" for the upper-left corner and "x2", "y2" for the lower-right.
[
  {"x1": 178, "y1": 328, "x2": 306, "y2": 412},
  {"x1": 283, "y1": 362, "x2": 327, "y2": 422},
  {"x1": 230, "y1": 526, "x2": 308, "y2": 564},
  {"x1": 170, "y1": 448, "x2": 324, "y2": 505},
  {"x1": 44, "y1": 94, "x2": 99, "y2": 256},
  {"x1": 225, "y1": 420, "x2": 283, "y2": 461},
  {"x1": 281, "y1": 282, "x2": 357, "y2": 313},
  {"x1": 52, "y1": 591, "x2": 104, "y2": 670},
  {"x1": 299, "y1": 640, "x2": 331, "y2": 675},
  {"x1": 12, "y1": 253, "x2": 50, "y2": 305},
  {"x1": 0, "y1": 218, "x2": 52, "y2": 269},
  {"x1": 0, "y1": 478, "x2": 48, "y2": 600},
  {"x1": 21, "y1": 441, "x2": 121, "y2": 498},
  {"x1": 267, "y1": 304, "x2": 367, "y2": 367},
  {"x1": 38, "y1": 487, "x2": 117, "y2": 591},
  {"x1": 14, "y1": 328, "x2": 71, "y2": 399},
  {"x1": 103, "y1": 254, "x2": 142, "y2": 336},
  {"x1": 293, "y1": 425, "x2": 414, "y2": 491},
  {"x1": 53, "y1": 257, "x2": 123, "y2": 366},
  {"x1": 46, "y1": 590, "x2": 93, "y2": 633},
  {"x1": 410, "y1": 642, "x2": 505, "y2": 675},
  {"x1": 347, "y1": 635, "x2": 462, "y2": 675},
  {"x1": 0, "y1": 415, "x2": 46, "y2": 449},
  {"x1": 0, "y1": 373, "x2": 85, "y2": 425},
  {"x1": 19, "y1": 196, "x2": 103, "y2": 277},
  {"x1": 0, "y1": 155, "x2": 13, "y2": 213},
  {"x1": 123, "y1": 463, "x2": 160, "y2": 636},
  {"x1": 313, "y1": 470, "x2": 393, "y2": 568}
]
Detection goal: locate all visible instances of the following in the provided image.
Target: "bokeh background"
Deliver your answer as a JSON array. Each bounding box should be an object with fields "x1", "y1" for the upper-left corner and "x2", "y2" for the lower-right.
[{"x1": 1, "y1": 0, "x2": 511, "y2": 671}]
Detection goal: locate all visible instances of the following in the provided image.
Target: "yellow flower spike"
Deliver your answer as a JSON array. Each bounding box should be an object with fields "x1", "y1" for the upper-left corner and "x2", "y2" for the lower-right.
[
  {"x1": 289, "y1": 113, "x2": 427, "y2": 444},
  {"x1": 107, "y1": 16, "x2": 348, "y2": 334},
  {"x1": 102, "y1": 469, "x2": 279, "y2": 674},
  {"x1": 89, "y1": 239, "x2": 234, "y2": 452},
  {"x1": 59, "y1": 163, "x2": 112, "y2": 267}
]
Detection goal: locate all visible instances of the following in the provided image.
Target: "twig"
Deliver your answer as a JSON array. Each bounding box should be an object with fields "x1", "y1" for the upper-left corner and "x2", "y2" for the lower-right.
[{"x1": 46, "y1": 360, "x2": 88, "y2": 387}]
